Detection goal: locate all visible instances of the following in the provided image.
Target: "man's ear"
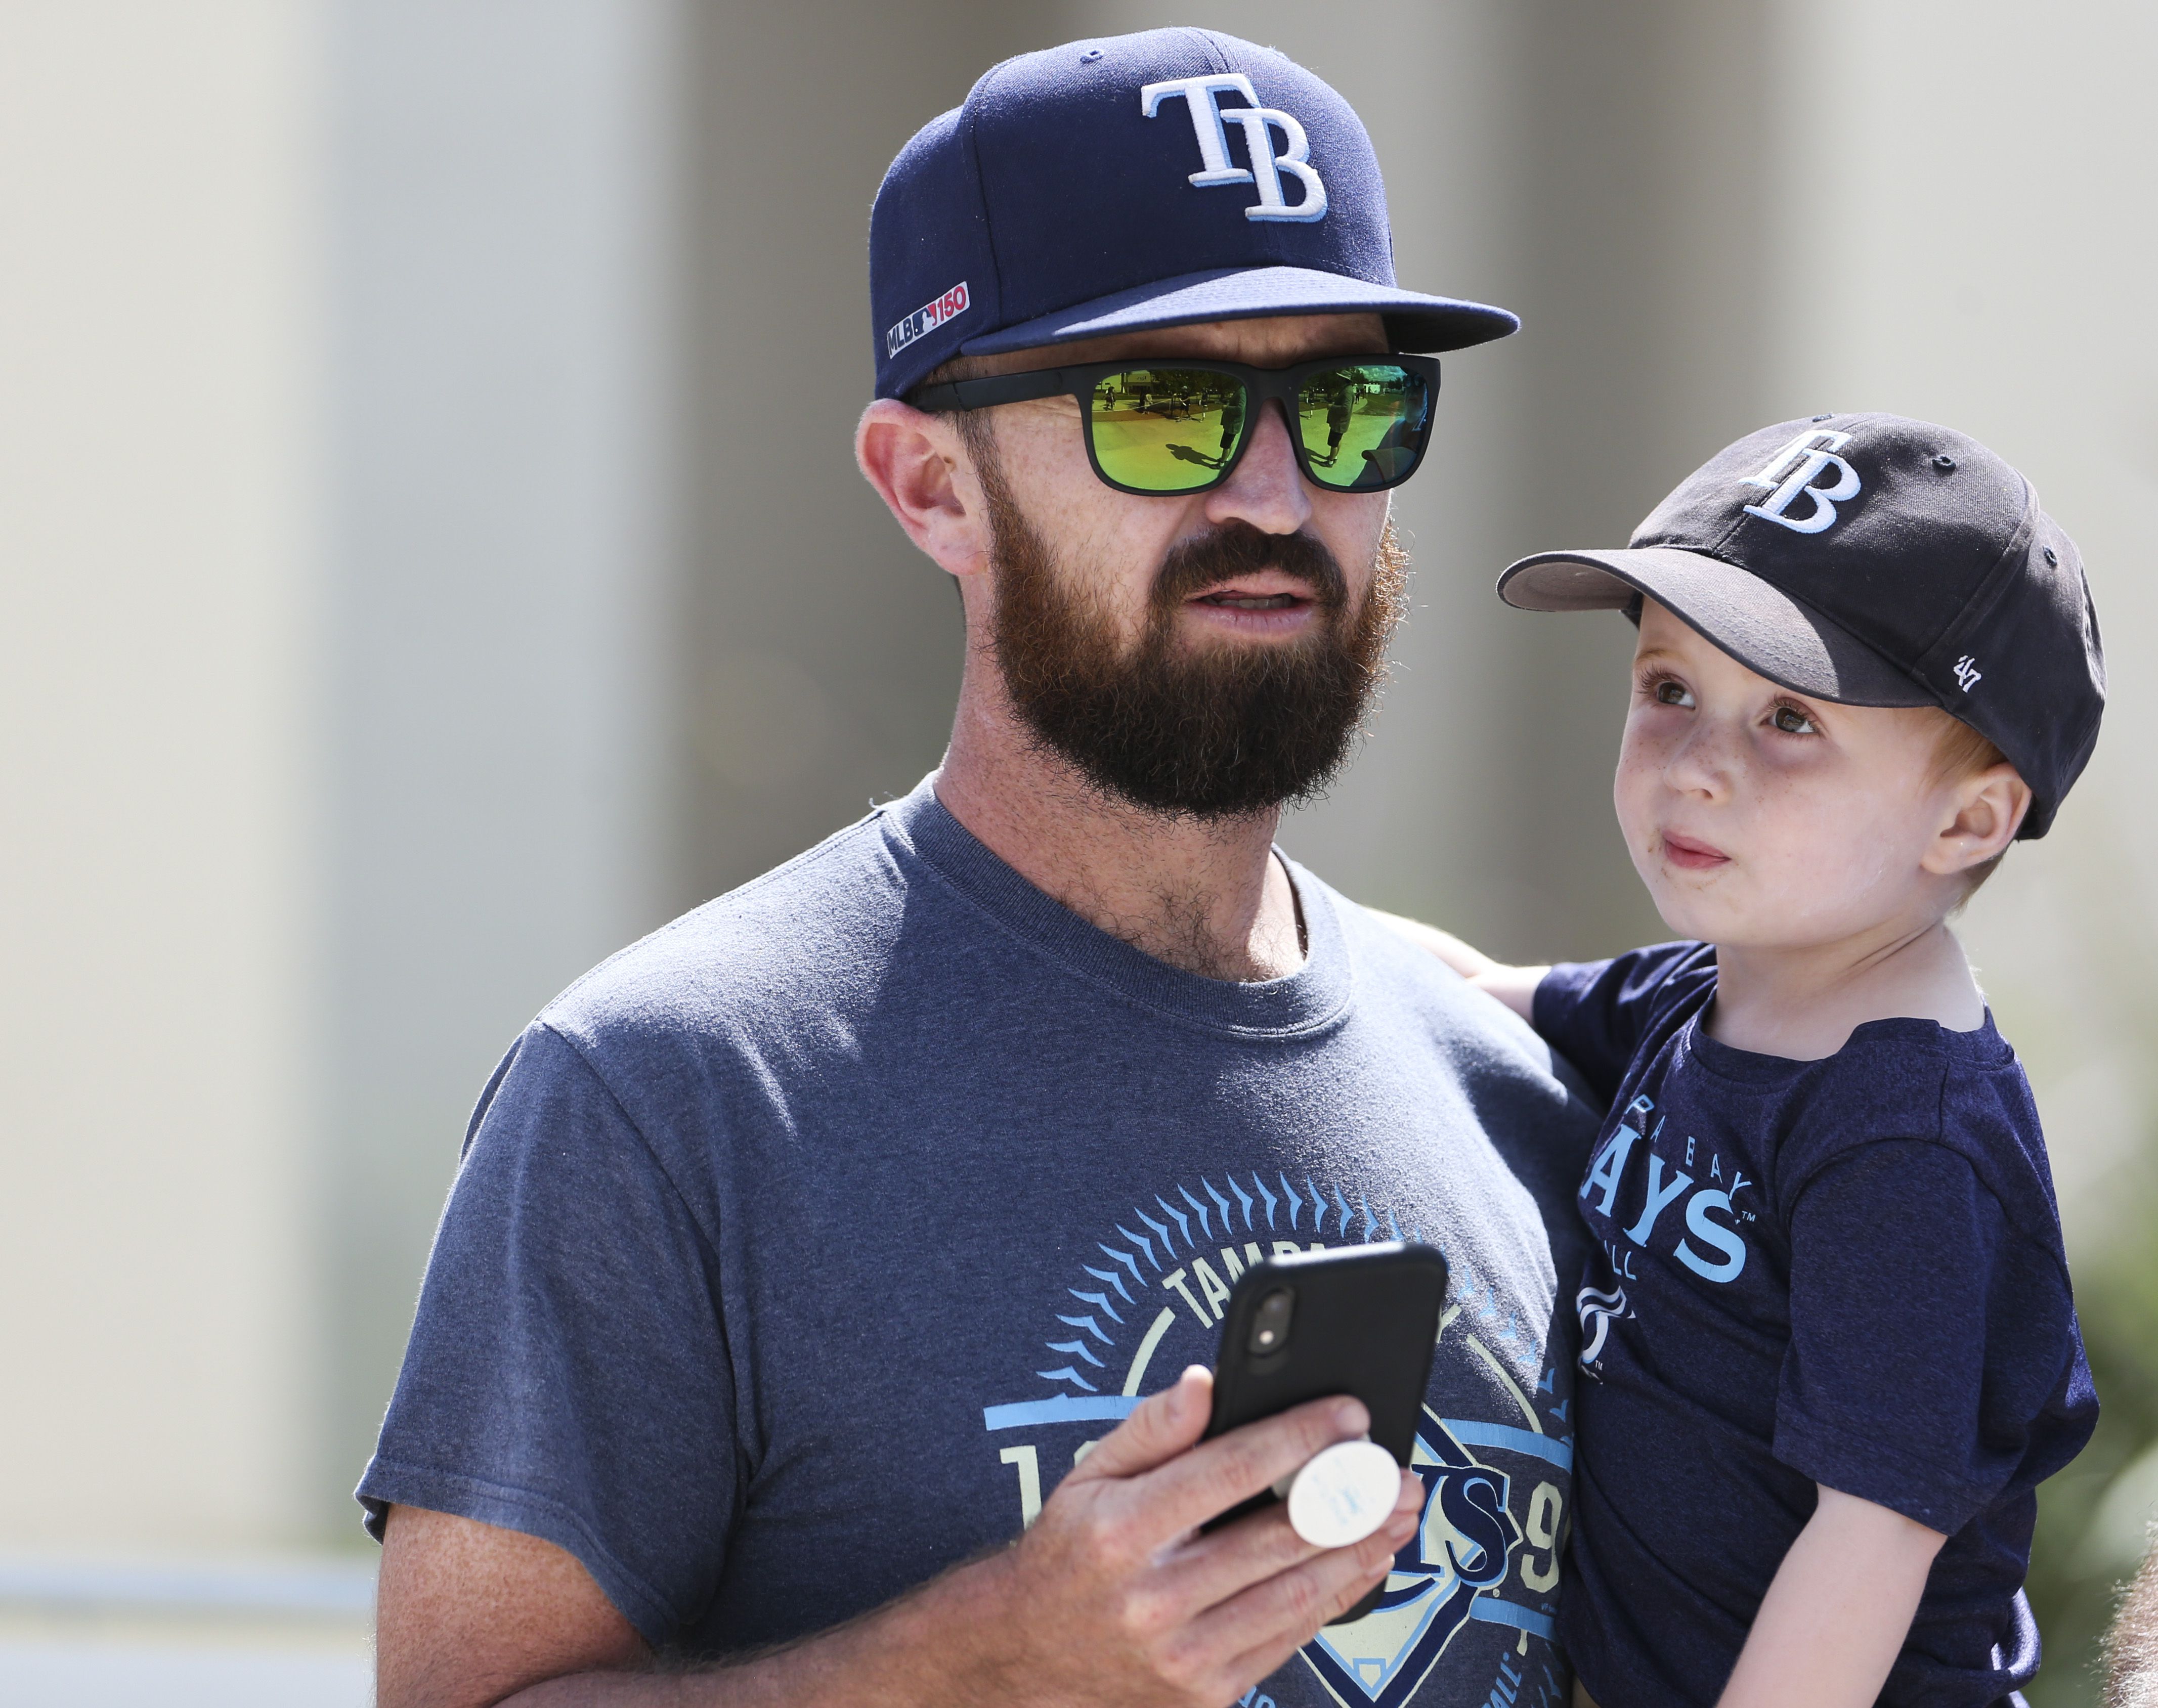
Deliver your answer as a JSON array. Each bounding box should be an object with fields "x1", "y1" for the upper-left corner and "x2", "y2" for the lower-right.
[
  {"x1": 855, "y1": 399, "x2": 990, "y2": 582},
  {"x1": 1922, "y1": 761, "x2": 2032, "y2": 877}
]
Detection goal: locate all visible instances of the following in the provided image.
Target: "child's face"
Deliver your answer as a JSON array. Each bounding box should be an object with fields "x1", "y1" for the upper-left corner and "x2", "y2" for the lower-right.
[{"x1": 1614, "y1": 602, "x2": 1987, "y2": 952}]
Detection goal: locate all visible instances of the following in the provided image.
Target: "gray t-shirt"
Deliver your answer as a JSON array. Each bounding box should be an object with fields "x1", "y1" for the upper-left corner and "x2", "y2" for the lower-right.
[{"x1": 359, "y1": 779, "x2": 1598, "y2": 1708}]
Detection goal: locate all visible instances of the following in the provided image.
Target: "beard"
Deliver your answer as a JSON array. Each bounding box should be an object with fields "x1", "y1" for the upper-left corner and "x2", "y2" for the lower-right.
[{"x1": 977, "y1": 452, "x2": 1409, "y2": 820}]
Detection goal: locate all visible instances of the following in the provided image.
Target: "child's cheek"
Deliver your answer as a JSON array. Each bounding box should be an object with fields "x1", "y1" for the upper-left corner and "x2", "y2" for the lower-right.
[{"x1": 1611, "y1": 722, "x2": 1664, "y2": 847}]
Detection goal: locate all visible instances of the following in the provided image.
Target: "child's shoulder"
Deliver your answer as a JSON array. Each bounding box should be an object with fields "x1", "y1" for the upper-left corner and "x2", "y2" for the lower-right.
[
  {"x1": 1784, "y1": 1015, "x2": 2063, "y2": 1245},
  {"x1": 1543, "y1": 937, "x2": 1718, "y2": 1031}
]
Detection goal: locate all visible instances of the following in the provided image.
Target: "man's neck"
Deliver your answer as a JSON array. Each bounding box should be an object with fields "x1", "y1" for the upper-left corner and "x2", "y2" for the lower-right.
[{"x1": 932, "y1": 668, "x2": 1305, "y2": 983}]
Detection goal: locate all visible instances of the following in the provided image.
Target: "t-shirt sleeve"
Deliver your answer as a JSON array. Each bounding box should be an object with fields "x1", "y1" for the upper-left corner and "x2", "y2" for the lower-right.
[
  {"x1": 356, "y1": 1023, "x2": 738, "y2": 1645},
  {"x1": 1531, "y1": 940, "x2": 1711, "y2": 1106},
  {"x1": 1774, "y1": 1139, "x2": 2077, "y2": 1536}
]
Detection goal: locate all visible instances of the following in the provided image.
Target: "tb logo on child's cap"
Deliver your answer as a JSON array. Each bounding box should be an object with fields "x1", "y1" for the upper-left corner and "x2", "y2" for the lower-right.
[
  {"x1": 1739, "y1": 428, "x2": 1863, "y2": 536},
  {"x1": 1497, "y1": 411, "x2": 2106, "y2": 841},
  {"x1": 1140, "y1": 74, "x2": 1328, "y2": 223}
]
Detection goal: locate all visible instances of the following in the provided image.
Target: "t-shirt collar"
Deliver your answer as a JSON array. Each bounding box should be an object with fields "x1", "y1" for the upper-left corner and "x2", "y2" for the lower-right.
[{"x1": 880, "y1": 775, "x2": 1352, "y2": 1040}]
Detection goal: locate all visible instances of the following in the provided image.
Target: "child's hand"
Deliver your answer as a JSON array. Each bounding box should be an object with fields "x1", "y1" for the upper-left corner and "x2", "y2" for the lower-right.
[{"x1": 1366, "y1": 911, "x2": 1547, "y2": 1024}]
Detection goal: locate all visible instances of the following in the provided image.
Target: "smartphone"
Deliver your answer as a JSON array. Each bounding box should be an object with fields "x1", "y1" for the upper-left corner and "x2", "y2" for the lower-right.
[{"x1": 1202, "y1": 1241, "x2": 1449, "y2": 1624}]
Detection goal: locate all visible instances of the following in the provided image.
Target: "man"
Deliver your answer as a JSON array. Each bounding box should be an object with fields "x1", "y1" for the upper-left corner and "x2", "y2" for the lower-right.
[{"x1": 366, "y1": 29, "x2": 1597, "y2": 1708}]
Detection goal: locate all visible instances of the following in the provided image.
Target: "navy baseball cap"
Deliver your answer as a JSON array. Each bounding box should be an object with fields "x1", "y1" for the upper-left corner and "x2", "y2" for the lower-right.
[
  {"x1": 1498, "y1": 414, "x2": 2105, "y2": 839},
  {"x1": 869, "y1": 28, "x2": 1519, "y2": 401}
]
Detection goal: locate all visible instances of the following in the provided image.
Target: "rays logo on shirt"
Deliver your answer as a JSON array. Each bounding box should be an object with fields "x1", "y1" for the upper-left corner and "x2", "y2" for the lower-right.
[
  {"x1": 977, "y1": 1173, "x2": 1570, "y2": 1708},
  {"x1": 1301, "y1": 1414, "x2": 1521, "y2": 1708},
  {"x1": 1575, "y1": 1284, "x2": 1629, "y2": 1371}
]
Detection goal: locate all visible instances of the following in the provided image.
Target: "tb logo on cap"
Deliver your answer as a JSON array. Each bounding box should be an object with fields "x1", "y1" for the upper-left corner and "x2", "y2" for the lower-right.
[
  {"x1": 1740, "y1": 428, "x2": 1863, "y2": 535},
  {"x1": 1141, "y1": 74, "x2": 1328, "y2": 224}
]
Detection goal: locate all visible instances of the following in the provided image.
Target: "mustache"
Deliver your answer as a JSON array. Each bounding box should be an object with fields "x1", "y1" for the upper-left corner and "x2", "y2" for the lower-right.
[{"x1": 1149, "y1": 523, "x2": 1349, "y2": 616}]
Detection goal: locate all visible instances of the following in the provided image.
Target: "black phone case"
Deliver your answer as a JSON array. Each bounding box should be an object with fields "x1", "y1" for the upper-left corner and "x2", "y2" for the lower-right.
[{"x1": 1201, "y1": 1242, "x2": 1449, "y2": 1625}]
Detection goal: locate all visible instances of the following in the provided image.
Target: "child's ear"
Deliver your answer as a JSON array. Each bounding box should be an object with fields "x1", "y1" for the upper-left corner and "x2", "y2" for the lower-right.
[{"x1": 1922, "y1": 762, "x2": 2031, "y2": 877}]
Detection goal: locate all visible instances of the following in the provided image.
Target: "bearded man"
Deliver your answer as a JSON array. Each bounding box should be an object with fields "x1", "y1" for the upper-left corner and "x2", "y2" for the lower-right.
[{"x1": 366, "y1": 28, "x2": 1597, "y2": 1708}]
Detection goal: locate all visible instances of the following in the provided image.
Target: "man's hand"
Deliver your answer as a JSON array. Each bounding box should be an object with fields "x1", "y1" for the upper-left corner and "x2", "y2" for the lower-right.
[
  {"x1": 376, "y1": 1365, "x2": 1419, "y2": 1708},
  {"x1": 928, "y1": 1365, "x2": 1422, "y2": 1706}
]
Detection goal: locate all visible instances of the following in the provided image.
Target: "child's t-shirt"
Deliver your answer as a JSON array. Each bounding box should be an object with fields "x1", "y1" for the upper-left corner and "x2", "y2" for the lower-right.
[{"x1": 1534, "y1": 941, "x2": 2096, "y2": 1708}]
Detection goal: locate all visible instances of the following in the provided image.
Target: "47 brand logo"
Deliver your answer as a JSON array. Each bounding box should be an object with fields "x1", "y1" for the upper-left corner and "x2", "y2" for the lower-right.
[
  {"x1": 1141, "y1": 74, "x2": 1328, "y2": 224},
  {"x1": 1740, "y1": 428, "x2": 1863, "y2": 535}
]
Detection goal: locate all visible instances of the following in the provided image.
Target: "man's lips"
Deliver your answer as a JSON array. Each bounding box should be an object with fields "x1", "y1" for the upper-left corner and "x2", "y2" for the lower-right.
[
  {"x1": 1195, "y1": 590, "x2": 1308, "y2": 610},
  {"x1": 1659, "y1": 831, "x2": 1730, "y2": 871},
  {"x1": 1185, "y1": 572, "x2": 1321, "y2": 614}
]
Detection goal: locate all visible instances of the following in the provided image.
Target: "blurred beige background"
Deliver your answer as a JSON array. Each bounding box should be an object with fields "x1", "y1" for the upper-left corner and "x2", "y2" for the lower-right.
[{"x1": 1, "y1": 2, "x2": 2150, "y2": 1702}]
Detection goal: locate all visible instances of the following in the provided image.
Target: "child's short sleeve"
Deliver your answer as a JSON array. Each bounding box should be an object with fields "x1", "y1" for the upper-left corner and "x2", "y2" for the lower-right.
[
  {"x1": 1774, "y1": 1139, "x2": 2086, "y2": 1535},
  {"x1": 1531, "y1": 940, "x2": 1714, "y2": 1105}
]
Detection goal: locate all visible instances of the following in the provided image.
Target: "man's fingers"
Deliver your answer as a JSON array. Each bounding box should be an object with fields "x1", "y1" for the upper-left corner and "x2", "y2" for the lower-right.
[
  {"x1": 1155, "y1": 1464, "x2": 1424, "y2": 1633},
  {"x1": 1064, "y1": 1365, "x2": 1213, "y2": 1484},
  {"x1": 1152, "y1": 1499, "x2": 1327, "y2": 1615},
  {"x1": 1132, "y1": 1392, "x2": 1371, "y2": 1539},
  {"x1": 1188, "y1": 1502, "x2": 1417, "y2": 1689}
]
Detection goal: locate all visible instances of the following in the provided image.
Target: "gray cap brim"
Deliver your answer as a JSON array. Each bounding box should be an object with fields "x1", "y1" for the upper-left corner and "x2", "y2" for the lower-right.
[{"x1": 1498, "y1": 547, "x2": 1932, "y2": 709}]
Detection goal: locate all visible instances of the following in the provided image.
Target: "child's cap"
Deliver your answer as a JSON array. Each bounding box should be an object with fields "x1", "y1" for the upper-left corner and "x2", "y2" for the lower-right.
[{"x1": 1497, "y1": 413, "x2": 2105, "y2": 839}]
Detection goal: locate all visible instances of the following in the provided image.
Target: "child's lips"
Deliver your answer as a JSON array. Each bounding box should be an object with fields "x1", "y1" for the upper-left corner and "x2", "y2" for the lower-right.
[{"x1": 1660, "y1": 831, "x2": 1730, "y2": 871}]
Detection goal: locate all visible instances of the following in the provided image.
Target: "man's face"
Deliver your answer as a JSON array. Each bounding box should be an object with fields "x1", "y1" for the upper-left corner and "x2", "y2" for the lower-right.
[{"x1": 961, "y1": 314, "x2": 1407, "y2": 817}]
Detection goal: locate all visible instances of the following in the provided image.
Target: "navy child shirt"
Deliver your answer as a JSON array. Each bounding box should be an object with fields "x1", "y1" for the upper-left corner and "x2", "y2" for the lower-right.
[{"x1": 1534, "y1": 942, "x2": 2095, "y2": 1708}]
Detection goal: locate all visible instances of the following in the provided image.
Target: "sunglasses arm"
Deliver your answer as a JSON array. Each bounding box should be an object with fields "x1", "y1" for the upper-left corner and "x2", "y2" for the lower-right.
[{"x1": 906, "y1": 371, "x2": 1081, "y2": 414}]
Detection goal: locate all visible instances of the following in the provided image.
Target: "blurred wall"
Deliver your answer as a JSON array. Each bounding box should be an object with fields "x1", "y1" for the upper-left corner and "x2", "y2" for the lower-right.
[
  {"x1": 0, "y1": 0, "x2": 319, "y2": 1550},
  {"x1": 678, "y1": 1, "x2": 1042, "y2": 894},
  {"x1": 1, "y1": 21, "x2": 2151, "y2": 1704},
  {"x1": 317, "y1": 0, "x2": 688, "y2": 1529}
]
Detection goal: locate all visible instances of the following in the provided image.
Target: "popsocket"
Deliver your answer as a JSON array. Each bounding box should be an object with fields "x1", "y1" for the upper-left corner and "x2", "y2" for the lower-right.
[{"x1": 1284, "y1": 1439, "x2": 1401, "y2": 1548}]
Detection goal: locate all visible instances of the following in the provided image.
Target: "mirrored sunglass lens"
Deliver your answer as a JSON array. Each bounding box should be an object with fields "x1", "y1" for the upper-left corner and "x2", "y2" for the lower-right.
[
  {"x1": 1296, "y1": 364, "x2": 1430, "y2": 490},
  {"x1": 1087, "y1": 369, "x2": 1248, "y2": 492}
]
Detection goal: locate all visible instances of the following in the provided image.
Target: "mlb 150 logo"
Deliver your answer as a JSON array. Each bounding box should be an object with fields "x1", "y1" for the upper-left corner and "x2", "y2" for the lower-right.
[{"x1": 886, "y1": 280, "x2": 971, "y2": 358}]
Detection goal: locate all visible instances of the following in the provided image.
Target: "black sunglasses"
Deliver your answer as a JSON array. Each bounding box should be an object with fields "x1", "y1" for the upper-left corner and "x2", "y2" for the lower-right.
[{"x1": 908, "y1": 354, "x2": 1441, "y2": 497}]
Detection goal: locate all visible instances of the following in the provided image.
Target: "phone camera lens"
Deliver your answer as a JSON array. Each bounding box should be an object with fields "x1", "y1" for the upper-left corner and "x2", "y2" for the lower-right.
[{"x1": 1248, "y1": 1287, "x2": 1294, "y2": 1355}]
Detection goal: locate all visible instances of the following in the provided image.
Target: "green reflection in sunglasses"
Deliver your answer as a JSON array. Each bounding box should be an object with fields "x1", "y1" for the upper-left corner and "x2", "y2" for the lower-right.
[
  {"x1": 1296, "y1": 366, "x2": 1429, "y2": 491},
  {"x1": 1084, "y1": 364, "x2": 1427, "y2": 494},
  {"x1": 1086, "y1": 368, "x2": 1250, "y2": 493}
]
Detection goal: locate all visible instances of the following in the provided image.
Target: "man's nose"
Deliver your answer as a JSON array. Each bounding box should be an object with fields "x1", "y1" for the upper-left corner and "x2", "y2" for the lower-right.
[{"x1": 1205, "y1": 400, "x2": 1312, "y2": 536}]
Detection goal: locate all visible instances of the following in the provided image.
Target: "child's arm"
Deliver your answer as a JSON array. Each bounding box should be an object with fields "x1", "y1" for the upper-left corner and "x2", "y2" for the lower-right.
[
  {"x1": 1365, "y1": 910, "x2": 1547, "y2": 1023},
  {"x1": 1715, "y1": 1484, "x2": 1947, "y2": 1708}
]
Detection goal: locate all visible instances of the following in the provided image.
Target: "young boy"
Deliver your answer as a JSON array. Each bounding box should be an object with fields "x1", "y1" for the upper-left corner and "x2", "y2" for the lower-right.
[{"x1": 1402, "y1": 415, "x2": 2103, "y2": 1707}]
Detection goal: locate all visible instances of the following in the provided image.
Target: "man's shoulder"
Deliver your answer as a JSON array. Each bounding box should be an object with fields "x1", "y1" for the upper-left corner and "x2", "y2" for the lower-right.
[
  {"x1": 1311, "y1": 874, "x2": 1571, "y2": 1077},
  {"x1": 540, "y1": 805, "x2": 919, "y2": 1054},
  {"x1": 1304, "y1": 872, "x2": 1604, "y2": 1221}
]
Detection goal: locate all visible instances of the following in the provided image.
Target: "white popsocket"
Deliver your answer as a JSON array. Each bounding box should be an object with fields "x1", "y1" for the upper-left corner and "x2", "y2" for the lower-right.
[{"x1": 1283, "y1": 1439, "x2": 1402, "y2": 1548}]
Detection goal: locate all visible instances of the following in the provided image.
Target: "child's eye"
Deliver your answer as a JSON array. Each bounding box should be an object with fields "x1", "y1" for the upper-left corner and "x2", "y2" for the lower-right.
[
  {"x1": 1770, "y1": 704, "x2": 1819, "y2": 735},
  {"x1": 1650, "y1": 678, "x2": 1695, "y2": 708}
]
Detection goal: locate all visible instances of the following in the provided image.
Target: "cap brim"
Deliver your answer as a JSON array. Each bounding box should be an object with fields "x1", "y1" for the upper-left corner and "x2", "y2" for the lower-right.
[
  {"x1": 1498, "y1": 547, "x2": 1931, "y2": 708},
  {"x1": 961, "y1": 265, "x2": 1518, "y2": 358}
]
